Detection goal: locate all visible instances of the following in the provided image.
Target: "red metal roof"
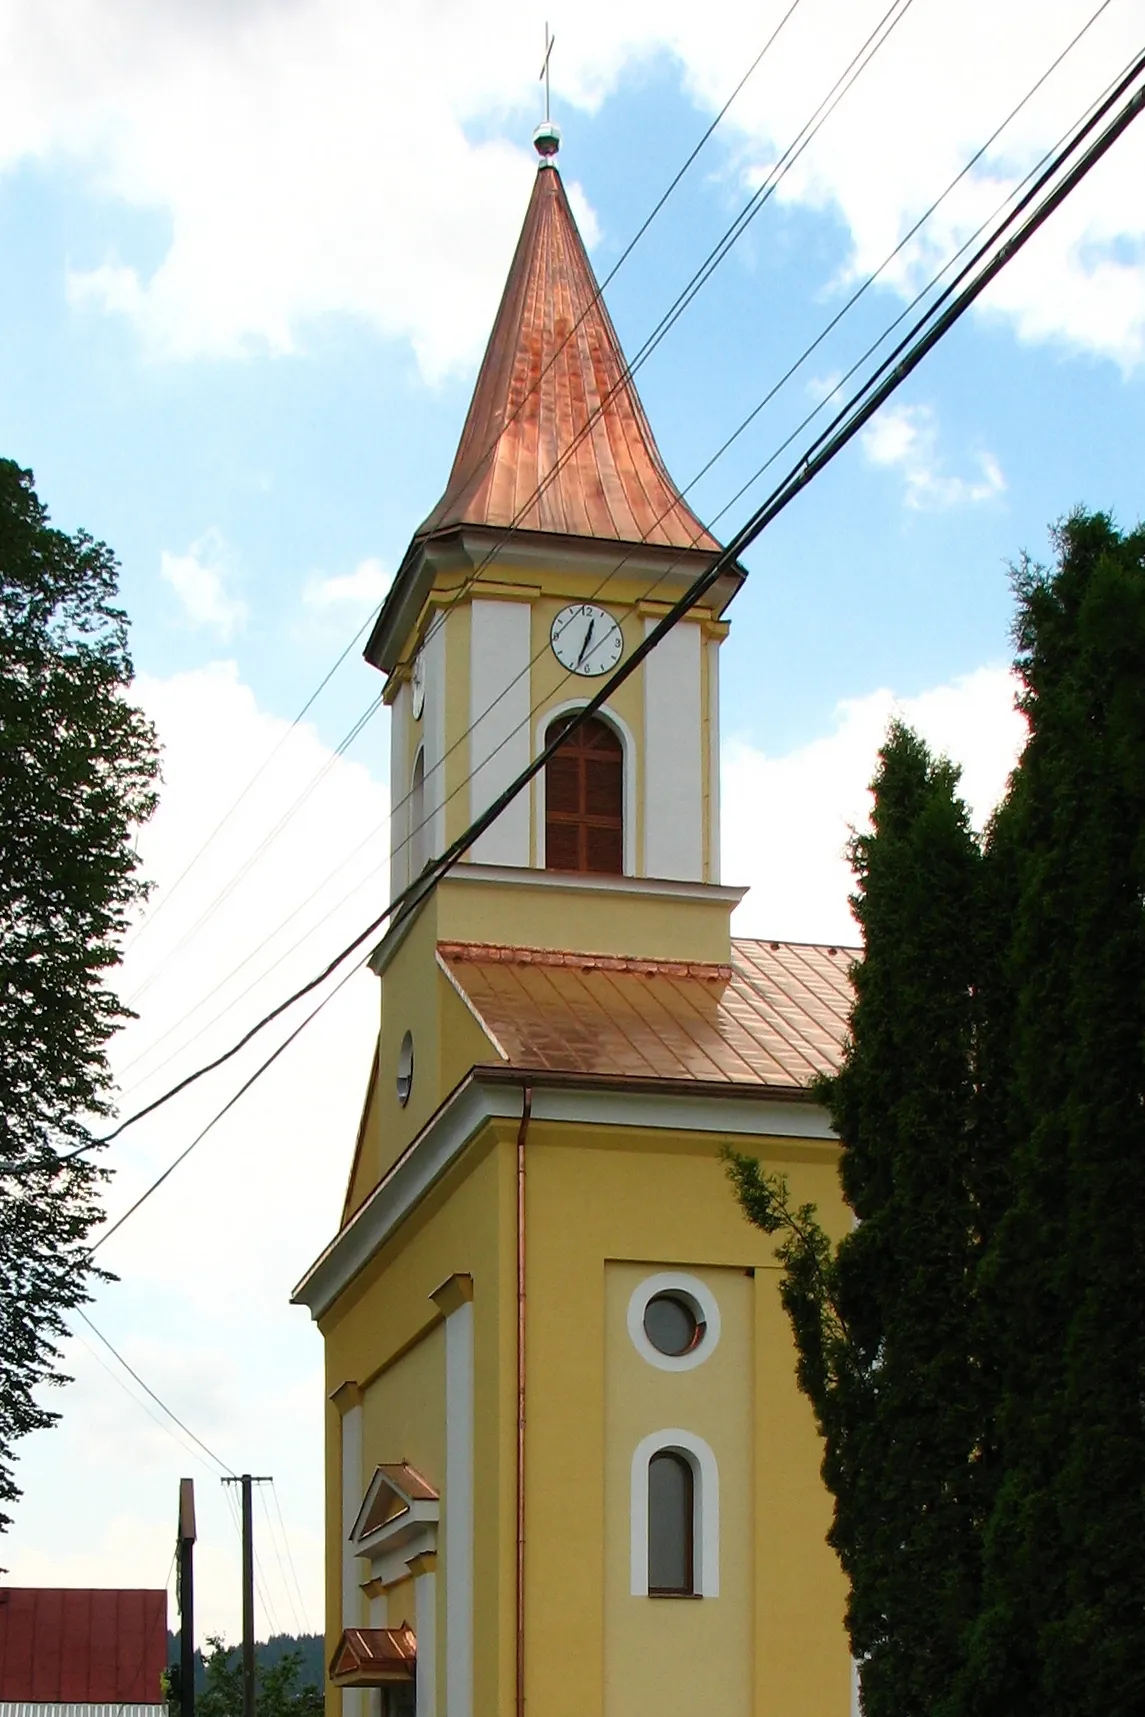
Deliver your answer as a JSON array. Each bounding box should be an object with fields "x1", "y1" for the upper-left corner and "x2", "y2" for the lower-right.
[
  {"x1": 0, "y1": 1589, "x2": 167, "y2": 1704},
  {"x1": 437, "y1": 937, "x2": 858, "y2": 1090},
  {"x1": 419, "y1": 162, "x2": 721, "y2": 552}
]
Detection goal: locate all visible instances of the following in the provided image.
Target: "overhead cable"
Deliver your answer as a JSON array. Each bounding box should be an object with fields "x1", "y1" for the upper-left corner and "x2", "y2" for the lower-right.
[{"x1": 84, "y1": 45, "x2": 1145, "y2": 1240}]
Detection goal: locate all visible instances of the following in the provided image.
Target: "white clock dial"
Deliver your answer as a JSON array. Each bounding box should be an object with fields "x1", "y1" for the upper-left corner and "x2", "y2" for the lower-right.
[
  {"x1": 550, "y1": 603, "x2": 623, "y2": 678},
  {"x1": 411, "y1": 648, "x2": 425, "y2": 720}
]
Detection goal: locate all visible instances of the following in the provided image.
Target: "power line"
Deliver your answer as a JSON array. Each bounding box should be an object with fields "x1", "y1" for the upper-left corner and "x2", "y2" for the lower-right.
[
  {"x1": 71, "y1": 1322, "x2": 227, "y2": 1481},
  {"x1": 124, "y1": 694, "x2": 384, "y2": 1012},
  {"x1": 19, "y1": 3, "x2": 1127, "y2": 1178},
  {"x1": 83, "y1": 45, "x2": 1145, "y2": 1241},
  {"x1": 124, "y1": 598, "x2": 387, "y2": 962},
  {"x1": 258, "y1": 1482, "x2": 304, "y2": 1637},
  {"x1": 76, "y1": 1309, "x2": 235, "y2": 1476},
  {"x1": 107, "y1": 0, "x2": 913, "y2": 1072},
  {"x1": 269, "y1": 1478, "x2": 312, "y2": 1633},
  {"x1": 91, "y1": 958, "x2": 363, "y2": 1250},
  {"x1": 115, "y1": 12, "x2": 801, "y2": 1007},
  {"x1": 385, "y1": 0, "x2": 919, "y2": 786}
]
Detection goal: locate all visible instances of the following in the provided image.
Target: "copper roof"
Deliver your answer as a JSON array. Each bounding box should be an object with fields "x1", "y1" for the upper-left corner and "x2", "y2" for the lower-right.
[
  {"x1": 329, "y1": 1626, "x2": 417, "y2": 1686},
  {"x1": 373, "y1": 1462, "x2": 439, "y2": 1503},
  {"x1": 0, "y1": 1589, "x2": 168, "y2": 1705},
  {"x1": 419, "y1": 163, "x2": 720, "y2": 552},
  {"x1": 437, "y1": 937, "x2": 857, "y2": 1090}
]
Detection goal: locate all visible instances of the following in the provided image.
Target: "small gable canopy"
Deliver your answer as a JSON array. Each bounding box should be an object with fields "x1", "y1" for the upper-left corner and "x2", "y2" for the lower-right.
[
  {"x1": 329, "y1": 1626, "x2": 417, "y2": 1688},
  {"x1": 350, "y1": 1464, "x2": 440, "y2": 1558}
]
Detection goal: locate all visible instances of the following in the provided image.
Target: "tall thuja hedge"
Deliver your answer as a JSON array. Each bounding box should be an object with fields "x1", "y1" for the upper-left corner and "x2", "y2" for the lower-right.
[
  {"x1": 960, "y1": 513, "x2": 1145, "y2": 1717},
  {"x1": 727, "y1": 721, "x2": 985, "y2": 1717},
  {"x1": 729, "y1": 510, "x2": 1145, "y2": 1716}
]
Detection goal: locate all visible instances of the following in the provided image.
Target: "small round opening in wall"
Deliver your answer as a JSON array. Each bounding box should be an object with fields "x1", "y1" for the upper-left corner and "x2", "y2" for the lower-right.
[
  {"x1": 643, "y1": 1292, "x2": 705, "y2": 1357},
  {"x1": 627, "y1": 1271, "x2": 721, "y2": 1371},
  {"x1": 396, "y1": 1031, "x2": 414, "y2": 1107}
]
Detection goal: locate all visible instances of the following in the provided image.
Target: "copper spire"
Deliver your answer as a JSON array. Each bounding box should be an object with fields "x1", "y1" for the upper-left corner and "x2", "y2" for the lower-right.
[{"x1": 418, "y1": 152, "x2": 720, "y2": 552}]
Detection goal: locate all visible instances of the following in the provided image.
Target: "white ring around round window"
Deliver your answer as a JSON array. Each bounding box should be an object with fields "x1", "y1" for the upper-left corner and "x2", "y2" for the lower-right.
[
  {"x1": 396, "y1": 1030, "x2": 414, "y2": 1107},
  {"x1": 627, "y1": 1272, "x2": 721, "y2": 1372}
]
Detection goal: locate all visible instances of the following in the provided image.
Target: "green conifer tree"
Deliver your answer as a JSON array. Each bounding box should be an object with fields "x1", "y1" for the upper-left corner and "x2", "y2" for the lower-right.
[
  {"x1": 960, "y1": 513, "x2": 1145, "y2": 1717},
  {"x1": 727, "y1": 721, "x2": 984, "y2": 1717}
]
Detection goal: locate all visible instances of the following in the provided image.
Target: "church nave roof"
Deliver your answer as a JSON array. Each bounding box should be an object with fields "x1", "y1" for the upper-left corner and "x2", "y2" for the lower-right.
[{"x1": 436, "y1": 936, "x2": 857, "y2": 1092}]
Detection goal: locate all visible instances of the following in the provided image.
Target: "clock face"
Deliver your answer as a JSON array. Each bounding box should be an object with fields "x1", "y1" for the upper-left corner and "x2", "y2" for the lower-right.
[
  {"x1": 411, "y1": 648, "x2": 425, "y2": 720},
  {"x1": 550, "y1": 603, "x2": 624, "y2": 678}
]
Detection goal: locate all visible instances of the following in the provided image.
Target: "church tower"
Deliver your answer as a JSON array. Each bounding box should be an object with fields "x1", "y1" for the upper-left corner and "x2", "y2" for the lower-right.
[{"x1": 294, "y1": 129, "x2": 854, "y2": 1717}]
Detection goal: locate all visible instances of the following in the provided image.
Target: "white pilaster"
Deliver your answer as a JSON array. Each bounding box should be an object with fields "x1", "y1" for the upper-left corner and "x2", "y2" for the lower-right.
[
  {"x1": 423, "y1": 612, "x2": 447, "y2": 860},
  {"x1": 340, "y1": 1399, "x2": 364, "y2": 1717},
  {"x1": 706, "y1": 637, "x2": 721, "y2": 883},
  {"x1": 468, "y1": 598, "x2": 531, "y2": 867},
  {"x1": 443, "y1": 1299, "x2": 474, "y2": 1717},
  {"x1": 413, "y1": 1565, "x2": 438, "y2": 1717},
  {"x1": 643, "y1": 618, "x2": 703, "y2": 880},
  {"x1": 389, "y1": 679, "x2": 410, "y2": 900}
]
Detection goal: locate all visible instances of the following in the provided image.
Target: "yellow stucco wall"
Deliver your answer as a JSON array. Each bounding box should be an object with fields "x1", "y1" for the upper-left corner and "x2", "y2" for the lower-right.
[
  {"x1": 360, "y1": 1322, "x2": 446, "y2": 1498},
  {"x1": 320, "y1": 1108, "x2": 851, "y2": 1717},
  {"x1": 521, "y1": 1121, "x2": 850, "y2": 1717},
  {"x1": 603, "y1": 1261, "x2": 754, "y2": 1717},
  {"x1": 322, "y1": 1120, "x2": 519, "y2": 1717}
]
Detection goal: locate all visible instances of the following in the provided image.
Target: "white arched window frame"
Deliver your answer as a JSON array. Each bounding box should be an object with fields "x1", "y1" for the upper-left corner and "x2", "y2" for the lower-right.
[
  {"x1": 532, "y1": 700, "x2": 637, "y2": 876},
  {"x1": 630, "y1": 1428, "x2": 720, "y2": 1598}
]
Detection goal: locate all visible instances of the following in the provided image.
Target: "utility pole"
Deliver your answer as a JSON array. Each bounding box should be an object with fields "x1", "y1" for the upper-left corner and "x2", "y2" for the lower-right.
[
  {"x1": 222, "y1": 1475, "x2": 272, "y2": 1717},
  {"x1": 176, "y1": 1479, "x2": 196, "y2": 1717}
]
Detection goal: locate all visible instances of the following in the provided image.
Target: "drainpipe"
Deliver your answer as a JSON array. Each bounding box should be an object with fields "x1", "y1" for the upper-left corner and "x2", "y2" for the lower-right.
[{"x1": 515, "y1": 1083, "x2": 533, "y2": 1717}]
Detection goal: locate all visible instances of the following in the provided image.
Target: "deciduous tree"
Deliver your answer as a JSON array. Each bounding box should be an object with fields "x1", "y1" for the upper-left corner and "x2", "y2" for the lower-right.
[{"x1": 0, "y1": 459, "x2": 158, "y2": 1528}]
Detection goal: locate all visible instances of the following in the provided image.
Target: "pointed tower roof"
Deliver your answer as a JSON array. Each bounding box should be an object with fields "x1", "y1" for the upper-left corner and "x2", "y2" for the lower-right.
[{"x1": 418, "y1": 158, "x2": 719, "y2": 552}]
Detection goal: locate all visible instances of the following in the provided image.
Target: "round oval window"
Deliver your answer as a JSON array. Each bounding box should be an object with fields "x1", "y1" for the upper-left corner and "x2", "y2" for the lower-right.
[
  {"x1": 643, "y1": 1292, "x2": 705, "y2": 1357},
  {"x1": 396, "y1": 1030, "x2": 414, "y2": 1107}
]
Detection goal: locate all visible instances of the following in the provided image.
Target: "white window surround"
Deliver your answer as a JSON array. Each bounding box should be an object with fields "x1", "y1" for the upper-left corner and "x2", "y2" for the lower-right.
[
  {"x1": 627, "y1": 1271, "x2": 721, "y2": 1372},
  {"x1": 531, "y1": 699, "x2": 637, "y2": 875},
  {"x1": 630, "y1": 1429, "x2": 720, "y2": 1597}
]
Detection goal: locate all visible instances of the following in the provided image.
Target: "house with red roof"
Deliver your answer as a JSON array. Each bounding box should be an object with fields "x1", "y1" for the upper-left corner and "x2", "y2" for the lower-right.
[{"x1": 0, "y1": 1589, "x2": 167, "y2": 1717}]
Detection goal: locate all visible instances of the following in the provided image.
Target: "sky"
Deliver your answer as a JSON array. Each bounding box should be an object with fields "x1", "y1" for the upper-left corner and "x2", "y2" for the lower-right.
[{"x1": 2, "y1": 0, "x2": 1144, "y2": 1647}]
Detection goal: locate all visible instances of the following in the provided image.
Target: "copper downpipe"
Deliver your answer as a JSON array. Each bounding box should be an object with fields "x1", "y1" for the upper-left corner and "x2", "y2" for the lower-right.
[{"x1": 515, "y1": 1083, "x2": 532, "y2": 1717}]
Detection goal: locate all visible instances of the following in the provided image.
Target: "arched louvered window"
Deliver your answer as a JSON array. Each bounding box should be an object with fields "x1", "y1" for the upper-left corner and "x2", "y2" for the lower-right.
[
  {"x1": 544, "y1": 713, "x2": 623, "y2": 874},
  {"x1": 409, "y1": 746, "x2": 426, "y2": 879},
  {"x1": 647, "y1": 1450, "x2": 694, "y2": 1595}
]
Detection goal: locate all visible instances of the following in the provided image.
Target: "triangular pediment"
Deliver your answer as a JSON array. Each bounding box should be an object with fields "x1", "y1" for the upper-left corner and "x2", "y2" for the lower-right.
[{"x1": 351, "y1": 1463, "x2": 439, "y2": 1555}]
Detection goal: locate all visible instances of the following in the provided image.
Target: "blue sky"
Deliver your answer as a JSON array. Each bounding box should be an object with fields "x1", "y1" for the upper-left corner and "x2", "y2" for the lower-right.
[{"x1": 3, "y1": 0, "x2": 1145, "y2": 1642}]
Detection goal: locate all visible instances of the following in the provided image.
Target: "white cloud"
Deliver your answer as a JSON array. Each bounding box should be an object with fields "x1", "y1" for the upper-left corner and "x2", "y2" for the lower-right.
[
  {"x1": 160, "y1": 531, "x2": 247, "y2": 638},
  {"x1": 0, "y1": 652, "x2": 1027, "y2": 1635},
  {"x1": 723, "y1": 665, "x2": 1027, "y2": 947},
  {"x1": 862, "y1": 402, "x2": 1006, "y2": 509},
  {"x1": 5, "y1": 0, "x2": 1145, "y2": 373},
  {"x1": 303, "y1": 555, "x2": 391, "y2": 611},
  {"x1": 3, "y1": 660, "x2": 388, "y2": 1638}
]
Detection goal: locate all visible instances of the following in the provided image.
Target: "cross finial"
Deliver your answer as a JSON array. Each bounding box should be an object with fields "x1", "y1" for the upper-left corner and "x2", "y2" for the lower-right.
[
  {"x1": 533, "y1": 22, "x2": 561, "y2": 163},
  {"x1": 539, "y1": 23, "x2": 555, "y2": 123}
]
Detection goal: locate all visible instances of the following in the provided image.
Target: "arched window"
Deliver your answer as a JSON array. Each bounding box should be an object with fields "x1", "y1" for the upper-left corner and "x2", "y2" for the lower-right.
[
  {"x1": 409, "y1": 747, "x2": 426, "y2": 878},
  {"x1": 544, "y1": 713, "x2": 623, "y2": 874},
  {"x1": 647, "y1": 1450, "x2": 694, "y2": 1595},
  {"x1": 630, "y1": 1430, "x2": 719, "y2": 1597}
]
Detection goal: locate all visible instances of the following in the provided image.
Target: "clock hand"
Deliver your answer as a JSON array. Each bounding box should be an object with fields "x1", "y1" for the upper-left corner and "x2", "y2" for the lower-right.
[{"x1": 575, "y1": 617, "x2": 596, "y2": 669}]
